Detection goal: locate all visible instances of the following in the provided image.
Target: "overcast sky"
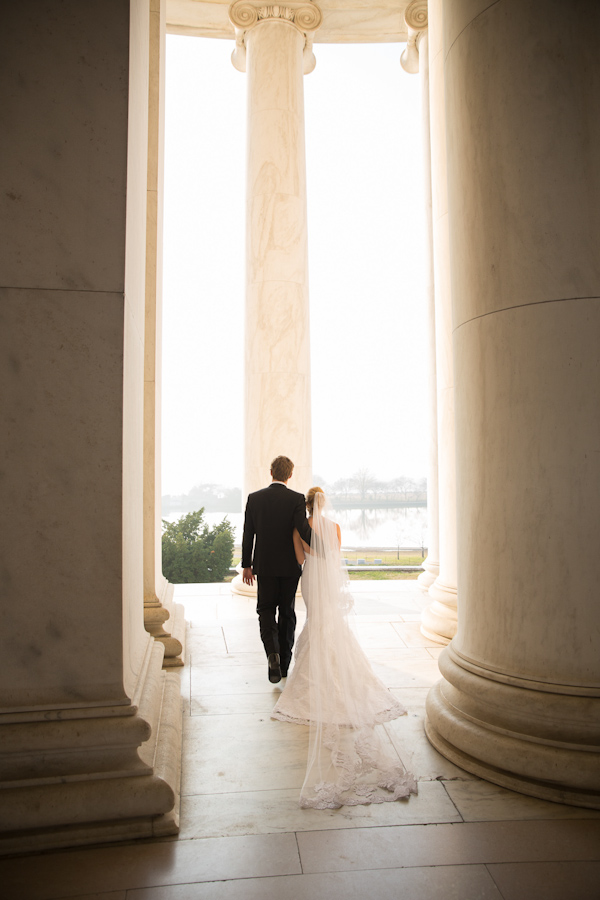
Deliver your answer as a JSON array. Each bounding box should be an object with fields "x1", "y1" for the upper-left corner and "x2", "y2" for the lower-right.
[{"x1": 162, "y1": 36, "x2": 428, "y2": 496}]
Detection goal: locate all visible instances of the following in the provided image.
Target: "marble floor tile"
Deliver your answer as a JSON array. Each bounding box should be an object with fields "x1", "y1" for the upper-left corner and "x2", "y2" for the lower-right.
[
  {"x1": 0, "y1": 834, "x2": 301, "y2": 900},
  {"x1": 179, "y1": 657, "x2": 192, "y2": 717},
  {"x1": 186, "y1": 625, "x2": 227, "y2": 660},
  {"x1": 444, "y1": 778, "x2": 600, "y2": 822},
  {"x1": 371, "y1": 655, "x2": 441, "y2": 689},
  {"x1": 190, "y1": 650, "x2": 267, "y2": 669},
  {"x1": 191, "y1": 691, "x2": 280, "y2": 716},
  {"x1": 397, "y1": 611, "x2": 427, "y2": 621},
  {"x1": 384, "y1": 707, "x2": 472, "y2": 782},
  {"x1": 427, "y1": 646, "x2": 445, "y2": 658},
  {"x1": 351, "y1": 598, "x2": 420, "y2": 618},
  {"x1": 392, "y1": 621, "x2": 446, "y2": 648},
  {"x1": 190, "y1": 663, "x2": 280, "y2": 697},
  {"x1": 487, "y1": 861, "x2": 600, "y2": 900},
  {"x1": 174, "y1": 583, "x2": 212, "y2": 595},
  {"x1": 220, "y1": 623, "x2": 266, "y2": 654},
  {"x1": 352, "y1": 581, "x2": 424, "y2": 593},
  {"x1": 214, "y1": 599, "x2": 257, "y2": 621},
  {"x1": 296, "y1": 820, "x2": 600, "y2": 874},
  {"x1": 350, "y1": 612, "x2": 404, "y2": 623},
  {"x1": 180, "y1": 600, "x2": 220, "y2": 626},
  {"x1": 179, "y1": 780, "x2": 461, "y2": 839},
  {"x1": 127, "y1": 864, "x2": 503, "y2": 900},
  {"x1": 182, "y1": 712, "x2": 309, "y2": 794},
  {"x1": 368, "y1": 647, "x2": 432, "y2": 662},
  {"x1": 349, "y1": 621, "x2": 408, "y2": 649},
  {"x1": 387, "y1": 685, "x2": 431, "y2": 707}
]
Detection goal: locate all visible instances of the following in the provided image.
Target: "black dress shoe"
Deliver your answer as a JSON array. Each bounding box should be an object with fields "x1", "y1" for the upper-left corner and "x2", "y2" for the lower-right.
[{"x1": 268, "y1": 653, "x2": 281, "y2": 683}]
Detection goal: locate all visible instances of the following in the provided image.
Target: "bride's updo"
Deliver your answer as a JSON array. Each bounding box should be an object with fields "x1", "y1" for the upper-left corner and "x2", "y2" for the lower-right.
[{"x1": 306, "y1": 486, "x2": 325, "y2": 514}]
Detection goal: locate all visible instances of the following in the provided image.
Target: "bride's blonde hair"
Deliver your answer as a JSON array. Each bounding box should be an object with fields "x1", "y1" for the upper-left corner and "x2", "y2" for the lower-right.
[{"x1": 306, "y1": 486, "x2": 325, "y2": 515}]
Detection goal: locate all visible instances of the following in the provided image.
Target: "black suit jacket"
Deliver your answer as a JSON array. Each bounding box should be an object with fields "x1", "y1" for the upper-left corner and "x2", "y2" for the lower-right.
[{"x1": 241, "y1": 483, "x2": 312, "y2": 577}]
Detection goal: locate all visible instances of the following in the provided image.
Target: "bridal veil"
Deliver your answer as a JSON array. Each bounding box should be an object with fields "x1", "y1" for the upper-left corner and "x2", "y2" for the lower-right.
[{"x1": 273, "y1": 492, "x2": 418, "y2": 809}]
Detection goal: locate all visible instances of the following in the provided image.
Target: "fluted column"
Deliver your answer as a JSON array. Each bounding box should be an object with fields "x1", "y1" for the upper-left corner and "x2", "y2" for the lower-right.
[
  {"x1": 419, "y1": 0, "x2": 457, "y2": 643},
  {"x1": 426, "y1": 0, "x2": 600, "y2": 808},
  {"x1": 400, "y1": 1, "x2": 440, "y2": 596},
  {"x1": 230, "y1": 0, "x2": 321, "y2": 500},
  {"x1": 228, "y1": 0, "x2": 321, "y2": 597}
]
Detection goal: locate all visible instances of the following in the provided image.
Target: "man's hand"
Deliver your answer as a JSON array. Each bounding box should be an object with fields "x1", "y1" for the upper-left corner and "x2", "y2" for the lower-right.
[{"x1": 242, "y1": 566, "x2": 254, "y2": 586}]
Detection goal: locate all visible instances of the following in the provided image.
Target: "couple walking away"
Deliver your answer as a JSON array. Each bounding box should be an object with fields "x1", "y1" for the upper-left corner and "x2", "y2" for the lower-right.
[{"x1": 242, "y1": 455, "x2": 417, "y2": 809}]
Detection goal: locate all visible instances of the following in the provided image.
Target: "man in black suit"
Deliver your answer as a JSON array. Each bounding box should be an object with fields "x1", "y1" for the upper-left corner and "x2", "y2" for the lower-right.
[{"x1": 242, "y1": 455, "x2": 312, "y2": 683}]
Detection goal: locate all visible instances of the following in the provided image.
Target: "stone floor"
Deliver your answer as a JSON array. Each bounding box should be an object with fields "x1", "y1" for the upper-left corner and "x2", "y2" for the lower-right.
[{"x1": 2, "y1": 581, "x2": 600, "y2": 900}]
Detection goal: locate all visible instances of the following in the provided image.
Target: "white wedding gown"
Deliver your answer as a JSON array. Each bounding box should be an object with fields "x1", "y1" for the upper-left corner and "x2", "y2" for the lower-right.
[{"x1": 272, "y1": 502, "x2": 417, "y2": 809}]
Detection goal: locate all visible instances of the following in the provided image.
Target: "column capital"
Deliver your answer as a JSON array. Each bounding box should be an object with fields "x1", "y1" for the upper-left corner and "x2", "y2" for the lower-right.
[
  {"x1": 229, "y1": 1, "x2": 322, "y2": 73},
  {"x1": 400, "y1": 0, "x2": 428, "y2": 74}
]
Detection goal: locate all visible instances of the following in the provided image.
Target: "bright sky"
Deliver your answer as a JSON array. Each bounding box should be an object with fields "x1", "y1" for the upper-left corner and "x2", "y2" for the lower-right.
[{"x1": 162, "y1": 35, "x2": 428, "y2": 496}]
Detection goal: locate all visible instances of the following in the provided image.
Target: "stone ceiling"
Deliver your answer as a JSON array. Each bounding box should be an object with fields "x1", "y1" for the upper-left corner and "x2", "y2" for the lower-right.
[{"x1": 167, "y1": 1, "x2": 411, "y2": 42}]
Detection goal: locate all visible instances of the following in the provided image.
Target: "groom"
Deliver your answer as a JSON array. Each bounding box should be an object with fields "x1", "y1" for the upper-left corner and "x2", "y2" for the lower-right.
[{"x1": 242, "y1": 455, "x2": 312, "y2": 683}]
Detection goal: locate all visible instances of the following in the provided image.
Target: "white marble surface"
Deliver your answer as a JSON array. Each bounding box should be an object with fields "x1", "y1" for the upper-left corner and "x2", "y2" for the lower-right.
[
  {"x1": 0, "y1": 0, "x2": 182, "y2": 852},
  {"x1": 242, "y1": 18, "x2": 312, "y2": 497},
  {"x1": 167, "y1": 1, "x2": 412, "y2": 43},
  {"x1": 426, "y1": 0, "x2": 600, "y2": 808},
  {"x1": 180, "y1": 780, "x2": 460, "y2": 839},
  {"x1": 1, "y1": 3, "x2": 130, "y2": 293},
  {"x1": 0, "y1": 289, "x2": 126, "y2": 707},
  {"x1": 3, "y1": 583, "x2": 599, "y2": 892}
]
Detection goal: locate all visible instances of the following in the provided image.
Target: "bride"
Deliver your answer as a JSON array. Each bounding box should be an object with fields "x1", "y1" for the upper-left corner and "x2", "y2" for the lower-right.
[{"x1": 271, "y1": 486, "x2": 418, "y2": 809}]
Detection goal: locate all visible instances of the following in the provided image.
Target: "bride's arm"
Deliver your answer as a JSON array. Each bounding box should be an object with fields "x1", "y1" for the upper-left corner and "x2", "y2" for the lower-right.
[
  {"x1": 293, "y1": 528, "x2": 307, "y2": 564},
  {"x1": 336, "y1": 523, "x2": 342, "y2": 548}
]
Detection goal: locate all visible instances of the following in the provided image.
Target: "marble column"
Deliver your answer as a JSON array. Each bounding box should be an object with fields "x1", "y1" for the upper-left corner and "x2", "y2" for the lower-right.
[
  {"x1": 418, "y1": 0, "x2": 457, "y2": 644},
  {"x1": 0, "y1": 0, "x2": 182, "y2": 852},
  {"x1": 426, "y1": 0, "x2": 600, "y2": 808},
  {"x1": 230, "y1": 0, "x2": 320, "y2": 499},
  {"x1": 228, "y1": 0, "x2": 321, "y2": 596},
  {"x1": 400, "y1": 2, "x2": 440, "y2": 596},
  {"x1": 143, "y1": 0, "x2": 185, "y2": 666}
]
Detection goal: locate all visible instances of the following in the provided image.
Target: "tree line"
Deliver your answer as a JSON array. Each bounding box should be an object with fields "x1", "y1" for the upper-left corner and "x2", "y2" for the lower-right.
[{"x1": 162, "y1": 471, "x2": 426, "y2": 513}]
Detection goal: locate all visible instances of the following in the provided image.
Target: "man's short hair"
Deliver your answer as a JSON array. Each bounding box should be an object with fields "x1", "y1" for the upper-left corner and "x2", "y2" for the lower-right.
[{"x1": 271, "y1": 456, "x2": 294, "y2": 482}]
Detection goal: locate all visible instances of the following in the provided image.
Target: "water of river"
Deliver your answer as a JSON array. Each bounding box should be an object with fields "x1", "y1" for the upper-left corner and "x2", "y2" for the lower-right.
[{"x1": 162, "y1": 506, "x2": 429, "y2": 550}]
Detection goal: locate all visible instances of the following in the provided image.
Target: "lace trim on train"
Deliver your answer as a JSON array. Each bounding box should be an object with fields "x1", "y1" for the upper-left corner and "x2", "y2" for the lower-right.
[{"x1": 298, "y1": 726, "x2": 418, "y2": 809}]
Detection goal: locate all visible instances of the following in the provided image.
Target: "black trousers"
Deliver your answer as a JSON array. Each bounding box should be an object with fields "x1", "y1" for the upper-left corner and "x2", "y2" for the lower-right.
[{"x1": 256, "y1": 573, "x2": 300, "y2": 671}]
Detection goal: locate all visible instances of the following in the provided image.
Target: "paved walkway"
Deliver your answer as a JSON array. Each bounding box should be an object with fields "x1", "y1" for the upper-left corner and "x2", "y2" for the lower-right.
[{"x1": 2, "y1": 581, "x2": 599, "y2": 899}]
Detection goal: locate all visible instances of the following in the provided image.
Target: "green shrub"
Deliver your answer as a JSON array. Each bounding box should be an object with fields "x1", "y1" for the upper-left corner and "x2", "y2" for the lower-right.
[{"x1": 162, "y1": 509, "x2": 235, "y2": 583}]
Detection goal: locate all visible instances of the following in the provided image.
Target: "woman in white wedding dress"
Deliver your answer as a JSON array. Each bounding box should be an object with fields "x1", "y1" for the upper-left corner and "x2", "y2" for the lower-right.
[{"x1": 272, "y1": 487, "x2": 417, "y2": 809}]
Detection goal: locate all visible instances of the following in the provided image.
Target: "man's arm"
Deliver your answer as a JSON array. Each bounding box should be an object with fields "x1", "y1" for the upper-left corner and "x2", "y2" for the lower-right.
[{"x1": 241, "y1": 497, "x2": 255, "y2": 584}]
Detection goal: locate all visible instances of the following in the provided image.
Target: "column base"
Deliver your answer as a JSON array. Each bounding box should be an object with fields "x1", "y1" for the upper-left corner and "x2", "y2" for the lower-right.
[
  {"x1": 145, "y1": 579, "x2": 185, "y2": 667},
  {"x1": 420, "y1": 576, "x2": 457, "y2": 644},
  {"x1": 0, "y1": 640, "x2": 183, "y2": 854},
  {"x1": 425, "y1": 646, "x2": 600, "y2": 810},
  {"x1": 417, "y1": 555, "x2": 439, "y2": 593}
]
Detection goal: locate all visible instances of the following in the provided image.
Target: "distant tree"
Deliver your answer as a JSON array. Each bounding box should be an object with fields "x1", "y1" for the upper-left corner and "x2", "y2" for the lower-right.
[
  {"x1": 162, "y1": 509, "x2": 234, "y2": 583},
  {"x1": 332, "y1": 476, "x2": 353, "y2": 495},
  {"x1": 162, "y1": 485, "x2": 241, "y2": 514},
  {"x1": 350, "y1": 468, "x2": 379, "y2": 500}
]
